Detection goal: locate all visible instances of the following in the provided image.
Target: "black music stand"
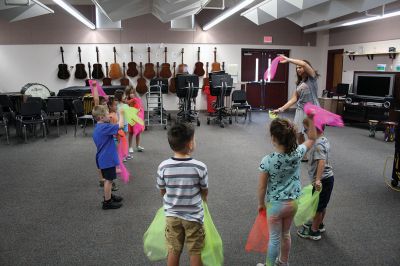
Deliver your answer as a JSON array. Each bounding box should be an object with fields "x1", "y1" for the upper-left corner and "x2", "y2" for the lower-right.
[
  {"x1": 207, "y1": 73, "x2": 233, "y2": 128},
  {"x1": 176, "y1": 74, "x2": 200, "y2": 126}
]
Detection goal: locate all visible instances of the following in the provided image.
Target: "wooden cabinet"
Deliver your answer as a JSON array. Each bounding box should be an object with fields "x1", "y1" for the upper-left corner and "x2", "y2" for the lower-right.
[{"x1": 318, "y1": 97, "x2": 345, "y2": 115}]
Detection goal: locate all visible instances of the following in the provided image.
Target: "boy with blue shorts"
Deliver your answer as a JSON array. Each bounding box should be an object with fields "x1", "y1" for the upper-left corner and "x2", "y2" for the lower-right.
[
  {"x1": 157, "y1": 123, "x2": 208, "y2": 266},
  {"x1": 92, "y1": 105, "x2": 124, "y2": 210},
  {"x1": 297, "y1": 121, "x2": 334, "y2": 240}
]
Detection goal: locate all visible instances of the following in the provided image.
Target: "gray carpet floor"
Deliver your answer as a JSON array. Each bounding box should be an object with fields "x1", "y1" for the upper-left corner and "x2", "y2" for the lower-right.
[{"x1": 0, "y1": 111, "x2": 399, "y2": 266}]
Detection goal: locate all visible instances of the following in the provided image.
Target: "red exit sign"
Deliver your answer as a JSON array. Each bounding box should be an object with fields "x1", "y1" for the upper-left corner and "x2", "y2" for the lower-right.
[{"x1": 263, "y1": 36, "x2": 273, "y2": 43}]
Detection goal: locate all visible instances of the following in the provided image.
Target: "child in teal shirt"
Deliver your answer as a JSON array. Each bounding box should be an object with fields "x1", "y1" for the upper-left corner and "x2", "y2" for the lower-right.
[{"x1": 257, "y1": 117, "x2": 316, "y2": 266}]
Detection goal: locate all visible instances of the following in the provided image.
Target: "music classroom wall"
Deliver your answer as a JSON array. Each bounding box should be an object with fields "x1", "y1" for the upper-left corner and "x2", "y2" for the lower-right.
[
  {"x1": 0, "y1": 43, "x2": 325, "y2": 111},
  {"x1": 331, "y1": 38, "x2": 400, "y2": 88}
]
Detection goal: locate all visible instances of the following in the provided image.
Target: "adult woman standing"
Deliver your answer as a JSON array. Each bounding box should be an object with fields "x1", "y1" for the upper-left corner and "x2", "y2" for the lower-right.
[{"x1": 272, "y1": 55, "x2": 320, "y2": 161}]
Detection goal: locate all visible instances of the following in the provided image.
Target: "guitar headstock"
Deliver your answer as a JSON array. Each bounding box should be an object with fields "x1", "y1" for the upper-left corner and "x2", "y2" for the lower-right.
[
  {"x1": 198, "y1": 47, "x2": 200, "y2": 53},
  {"x1": 123, "y1": 62, "x2": 126, "y2": 68},
  {"x1": 140, "y1": 62, "x2": 143, "y2": 69},
  {"x1": 181, "y1": 48, "x2": 184, "y2": 54},
  {"x1": 60, "y1": 46, "x2": 64, "y2": 53},
  {"x1": 173, "y1": 62, "x2": 176, "y2": 67},
  {"x1": 96, "y1": 46, "x2": 99, "y2": 53},
  {"x1": 78, "y1": 46, "x2": 81, "y2": 53},
  {"x1": 113, "y1": 47, "x2": 116, "y2": 53},
  {"x1": 165, "y1": 47, "x2": 167, "y2": 53},
  {"x1": 206, "y1": 62, "x2": 209, "y2": 67},
  {"x1": 157, "y1": 62, "x2": 159, "y2": 68},
  {"x1": 131, "y1": 46, "x2": 133, "y2": 53},
  {"x1": 148, "y1": 47, "x2": 151, "y2": 53}
]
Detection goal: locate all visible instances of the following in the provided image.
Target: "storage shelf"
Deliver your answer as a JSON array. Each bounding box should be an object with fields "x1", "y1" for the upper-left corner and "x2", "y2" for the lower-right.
[{"x1": 345, "y1": 52, "x2": 399, "y2": 61}]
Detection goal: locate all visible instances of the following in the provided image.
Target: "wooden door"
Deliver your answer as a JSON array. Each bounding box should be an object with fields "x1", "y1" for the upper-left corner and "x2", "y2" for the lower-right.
[
  {"x1": 326, "y1": 49, "x2": 344, "y2": 93},
  {"x1": 241, "y1": 49, "x2": 289, "y2": 109}
]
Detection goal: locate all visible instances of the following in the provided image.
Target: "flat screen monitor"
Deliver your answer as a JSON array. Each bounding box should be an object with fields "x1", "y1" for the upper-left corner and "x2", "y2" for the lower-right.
[{"x1": 353, "y1": 73, "x2": 395, "y2": 100}]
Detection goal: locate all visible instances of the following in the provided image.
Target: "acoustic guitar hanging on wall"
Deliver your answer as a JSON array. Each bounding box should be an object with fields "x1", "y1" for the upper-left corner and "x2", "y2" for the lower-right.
[
  {"x1": 202, "y1": 62, "x2": 209, "y2": 89},
  {"x1": 127, "y1": 46, "x2": 138, "y2": 78},
  {"x1": 160, "y1": 47, "x2": 172, "y2": 79},
  {"x1": 136, "y1": 62, "x2": 148, "y2": 94},
  {"x1": 57, "y1": 46, "x2": 70, "y2": 80},
  {"x1": 194, "y1": 47, "x2": 205, "y2": 77},
  {"x1": 75, "y1": 46, "x2": 87, "y2": 79},
  {"x1": 169, "y1": 62, "x2": 176, "y2": 93},
  {"x1": 109, "y1": 47, "x2": 122, "y2": 79},
  {"x1": 144, "y1": 47, "x2": 155, "y2": 79},
  {"x1": 92, "y1": 46, "x2": 104, "y2": 79},
  {"x1": 177, "y1": 48, "x2": 188, "y2": 74},
  {"x1": 103, "y1": 62, "x2": 112, "y2": 86},
  {"x1": 211, "y1": 47, "x2": 221, "y2": 72},
  {"x1": 120, "y1": 62, "x2": 130, "y2": 86}
]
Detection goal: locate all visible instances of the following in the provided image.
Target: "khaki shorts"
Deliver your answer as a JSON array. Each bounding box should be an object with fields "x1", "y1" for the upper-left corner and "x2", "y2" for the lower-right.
[{"x1": 165, "y1": 216, "x2": 205, "y2": 255}]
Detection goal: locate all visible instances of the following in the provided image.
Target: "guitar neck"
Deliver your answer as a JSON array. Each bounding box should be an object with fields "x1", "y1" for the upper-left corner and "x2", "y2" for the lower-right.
[
  {"x1": 198, "y1": 47, "x2": 200, "y2": 62},
  {"x1": 61, "y1": 52, "x2": 65, "y2": 64}
]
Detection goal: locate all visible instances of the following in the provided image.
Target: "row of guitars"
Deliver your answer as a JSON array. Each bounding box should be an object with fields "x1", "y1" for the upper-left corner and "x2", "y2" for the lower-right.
[{"x1": 57, "y1": 46, "x2": 224, "y2": 80}]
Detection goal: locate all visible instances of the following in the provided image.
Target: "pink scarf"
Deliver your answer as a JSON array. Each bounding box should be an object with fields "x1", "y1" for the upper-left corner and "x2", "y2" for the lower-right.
[
  {"x1": 117, "y1": 130, "x2": 130, "y2": 183},
  {"x1": 304, "y1": 103, "x2": 344, "y2": 131},
  {"x1": 264, "y1": 56, "x2": 283, "y2": 81},
  {"x1": 89, "y1": 79, "x2": 109, "y2": 101}
]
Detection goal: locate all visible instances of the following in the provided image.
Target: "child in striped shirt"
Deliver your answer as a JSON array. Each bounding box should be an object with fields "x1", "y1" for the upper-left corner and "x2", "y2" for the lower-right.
[{"x1": 157, "y1": 122, "x2": 208, "y2": 266}]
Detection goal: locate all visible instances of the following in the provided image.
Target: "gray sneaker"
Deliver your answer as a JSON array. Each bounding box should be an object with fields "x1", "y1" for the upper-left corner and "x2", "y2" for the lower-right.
[{"x1": 297, "y1": 226, "x2": 321, "y2": 240}]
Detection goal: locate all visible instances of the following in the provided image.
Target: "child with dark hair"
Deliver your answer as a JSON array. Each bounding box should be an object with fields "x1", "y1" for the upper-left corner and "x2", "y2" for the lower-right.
[
  {"x1": 157, "y1": 123, "x2": 208, "y2": 266},
  {"x1": 257, "y1": 117, "x2": 317, "y2": 266},
  {"x1": 297, "y1": 120, "x2": 334, "y2": 241}
]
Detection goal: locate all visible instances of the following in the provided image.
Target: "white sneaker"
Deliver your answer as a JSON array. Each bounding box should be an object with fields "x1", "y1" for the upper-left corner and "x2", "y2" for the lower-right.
[
  {"x1": 128, "y1": 147, "x2": 134, "y2": 154},
  {"x1": 136, "y1": 146, "x2": 144, "y2": 152}
]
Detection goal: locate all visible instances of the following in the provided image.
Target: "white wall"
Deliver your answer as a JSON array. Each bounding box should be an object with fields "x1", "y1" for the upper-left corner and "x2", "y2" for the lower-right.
[
  {"x1": 329, "y1": 38, "x2": 400, "y2": 89},
  {"x1": 0, "y1": 43, "x2": 323, "y2": 110}
]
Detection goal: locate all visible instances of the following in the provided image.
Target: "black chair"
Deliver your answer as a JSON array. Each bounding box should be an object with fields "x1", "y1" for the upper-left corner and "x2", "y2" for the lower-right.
[
  {"x1": 45, "y1": 98, "x2": 67, "y2": 136},
  {"x1": 0, "y1": 94, "x2": 16, "y2": 122},
  {"x1": 231, "y1": 90, "x2": 252, "y2": 122},
  {"x1": 0, "y1": 105, "x2": 10, "y2": 144},
  {"x1": 72, "y1": 99, "x2": 94, "y2": 137},
  {"x1": 16, "y1": 101, "x2": 47, "y2": 143}
]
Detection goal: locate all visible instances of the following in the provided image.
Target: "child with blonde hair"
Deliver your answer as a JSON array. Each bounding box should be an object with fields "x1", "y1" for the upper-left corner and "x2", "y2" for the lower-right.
[
  {"x1": 124, "y1": 86, "x2": 145, "y2": 153},
  {"x1": 92, "y1": 105, "x2": 124, "y2": 209}
]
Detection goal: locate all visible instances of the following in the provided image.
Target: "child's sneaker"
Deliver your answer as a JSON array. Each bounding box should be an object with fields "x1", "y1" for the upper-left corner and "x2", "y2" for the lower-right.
[
  {"x1": 111, "y1": 194, "x2": 123, "y2": 202},
  {"x1": 102, "y1": 199, "x2": 122, "y2": 210},
  {"x1": 128, "y1": 147, "x2": 134, "y2": 154},
  {"x1": 297, "y1": 226, "x2": 321, "y2": 240},
  {"x1": 303, "y1": 222, "x2": 325, "y2": 233},
  {"x1": 126, "y1": 154, "x2": 133, "y2": 160},
  {"x1": 136, "y1": 146, "x2": 144, "y2": 152}
]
